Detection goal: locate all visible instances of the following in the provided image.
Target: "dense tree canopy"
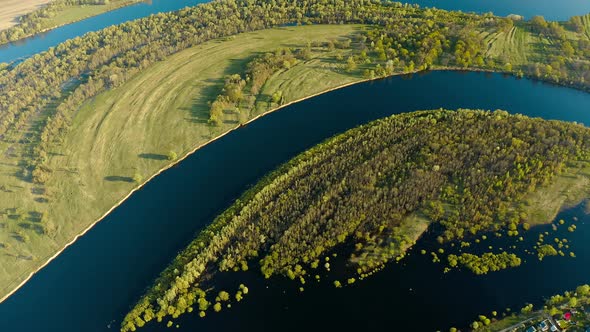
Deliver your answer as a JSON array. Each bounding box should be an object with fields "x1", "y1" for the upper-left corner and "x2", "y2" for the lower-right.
[{"x1": 121, "y1": 109, "x2": 590, "y2": 331}]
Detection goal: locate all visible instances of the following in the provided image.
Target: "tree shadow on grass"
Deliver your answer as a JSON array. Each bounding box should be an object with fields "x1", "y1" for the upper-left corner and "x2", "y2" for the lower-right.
[
  {"x1": 104, "y1": 176, "x2": 134, "y2": 182},
  {"x1": 180, "y1": 79, "x2": 222, "y2": 123},
  {"x1": 10, "y1": 232, "x2": 27, "y2": 243},
  {"x1": 28, "y1": 211, "x2": 43, "y2": 223},
  {"x1": 4, "y1": 252, "x2": 33, "y2": 261},
  {"x1": 31, "y1": 187, "x2": 45, "y2": 195},
  {"x1": 19, "y1": 223, "x2": 44, "y2": 235},
  {"x1": 138, "y1": 153, "x2": 167, "y2": 161},
  {"x1": 182, "y1": 56, "x2": 263, "y2": 124}
]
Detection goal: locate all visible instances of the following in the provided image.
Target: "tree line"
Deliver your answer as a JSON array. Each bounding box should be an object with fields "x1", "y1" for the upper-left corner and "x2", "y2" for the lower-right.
[
  {"x1": 0, "y1": 0, "x2": 475, "y2": 187},
  {"x1": 121, "y1": 109, "x2": 590, "y2": 331},
  {"x1": 2, "y1": 0, "x2": 588, "y2": 193},
  {"x1": 201, "y1": 11, "x2": 590, "y2": 125}
]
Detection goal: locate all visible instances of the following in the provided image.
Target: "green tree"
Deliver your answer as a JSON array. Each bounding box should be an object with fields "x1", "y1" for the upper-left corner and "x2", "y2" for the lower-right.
[
  {"x1": 569, "y1": 297, "x2": 578, "y2": 307},
  {"x1": 133, "y1": 173, "x2": 143, "y2": 183},
  {"x1": 271, "y1": 91, "x2": 283, "y2": 105},
  {"x1": 167, "y1": 151, "x2": 178, "y2": 161},
  {"x1": 531, "y1": 16, "x2": 548, "y2": 32},
  {"x1": 218, "y1": 291, "x2": 230, "y2": 302},
  {"x1": 576, "y1": 284, "x2": 590, "y2": 296},
  {"x1": 345, "y1": 56, "x2": 357, "y2": 72}
]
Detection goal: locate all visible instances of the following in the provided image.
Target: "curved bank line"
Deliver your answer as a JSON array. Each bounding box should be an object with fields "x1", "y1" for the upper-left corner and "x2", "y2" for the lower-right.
[{"x1": 0, "y1": 66, "x2": 582, "y2": 305}]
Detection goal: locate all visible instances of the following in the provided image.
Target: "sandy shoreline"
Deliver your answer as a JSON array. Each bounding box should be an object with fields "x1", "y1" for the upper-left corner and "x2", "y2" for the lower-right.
[{"x1": 0, "y1": 0, "x2": 53, "y2": 31}]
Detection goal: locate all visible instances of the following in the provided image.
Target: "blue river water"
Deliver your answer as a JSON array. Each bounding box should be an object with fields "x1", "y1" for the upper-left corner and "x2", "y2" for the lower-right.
[
  {"x1": 0, "y1": 71, "x2": 590, "y2": 331},
  {"x1": 408, "y1": 0, "x2": 590, "y2": 20},
  {"x1": 0, "y1": 0, "x2": 206, "y2": 63},
  {"x1": 0, "y1": 0, "x2": 589, "y2": 331},
  {"x1": 1, "y1": 0, "x2": 589, "y2": 63}
]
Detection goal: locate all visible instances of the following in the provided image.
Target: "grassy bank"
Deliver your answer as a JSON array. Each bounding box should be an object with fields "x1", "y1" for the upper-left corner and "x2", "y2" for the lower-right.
[
  {"x1": 0, "y1": 5, "x2": 589, "y2": 305},
  {"x1": 0, "y1": 24, "x2": 365, "y2": 301}
]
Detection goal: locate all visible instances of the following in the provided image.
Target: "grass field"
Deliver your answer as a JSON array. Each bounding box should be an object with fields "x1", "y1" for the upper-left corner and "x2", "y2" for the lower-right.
[
  {"x1": 1, "y1": 17, "x2": 590, "y2": 302},
  {"x1": 0, "y1": 24, "x2": 366, "y2": 300},
  {"x1": 521, "y1": 161, "x2": 590, "y2": 226},
  {"x1": 36, "y1": 0, "x2": 141, "y2": 29},
  {"x1": 485, "y1": 25, "x2": 531, "y2": 65},
  {"x1": 33, "y1": 0, "x2": 142, "y2": 29}
]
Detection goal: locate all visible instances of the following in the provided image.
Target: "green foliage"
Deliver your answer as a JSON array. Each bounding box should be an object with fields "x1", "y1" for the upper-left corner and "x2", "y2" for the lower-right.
[
  {"x1": 132, "y1": 173, "x2": 143, "y2": 184},
  {"x1": 447, "y1": 252, "x2": 521, "y2": 275},
  {"x1": 167, "y1": 151, "x2": 177, "y2": 161},
  {"x1": 576, "y1": 284, "x2": 590, "y2": 296},
  {"x1": 217, "y1": 291, "x2": 230, "y2": 302},
  {"x1": 537, "y1": 244, "x2": 558, "y2": 260},
  {"x1": 3, "y1": 0, "x2": 589, "y2": 199},
  {"x1": 206, "y1": 48, "x2": 306, "y2": 122},
  {"x1": 122, "y1": 109, "x2": 590, "y2": 330},
  {"x1": 248, "y1": 49, "x2": 298, "y2": 95},
  {"x1": 521, "y1": 303, "x2": 534, "y2": 314},
  {"x1": 5, "y1": 0, "x2": 584, "y2": 329},
  {"x1": 470, "y1": 281, "x2": 590, "y2": 331},
  {"x1": 345, "y1": 56, "x2": 357, "y2": 72}
]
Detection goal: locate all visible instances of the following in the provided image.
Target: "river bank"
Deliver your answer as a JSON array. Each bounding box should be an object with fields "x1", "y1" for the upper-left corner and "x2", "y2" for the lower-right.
[
  {"x1": 0, "y1": 0, "x2": 144, "y2": 47},
  {"x1": 2, "y1": 58, "x2": 589, "y2": 306},
  {"x1": 1, "y1": 69, "x2": 590, "y2": 332},
  {"x1": 0, "y1": 0, "x2": 53, "y2": 31}
]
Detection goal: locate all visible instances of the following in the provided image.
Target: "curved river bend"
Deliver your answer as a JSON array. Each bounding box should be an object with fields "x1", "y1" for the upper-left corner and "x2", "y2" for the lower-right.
[
  {"x1": 0, "y1": 0, "x2": 589, "y2": 63},
  {"x1": 0, "y1": 71, "x2": 590, "y2": 331},
  {"x1": 0, "y1": 0, "x2": 590, "y2": 331}
]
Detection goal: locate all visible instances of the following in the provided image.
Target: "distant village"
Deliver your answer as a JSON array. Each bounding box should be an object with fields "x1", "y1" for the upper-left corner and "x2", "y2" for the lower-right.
[{"x1": 500, "y1": 306, "x2": 590, "y2": 332}]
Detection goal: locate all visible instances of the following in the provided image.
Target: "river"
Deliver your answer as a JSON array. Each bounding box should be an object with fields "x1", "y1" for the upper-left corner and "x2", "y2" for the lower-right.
[
  {"x1": 1, "y1": 0, "x2": 590, "y2": 332},
  {"x1": 1, "y1": 0, "x2": 589, "y2": 63},
  {"x1": 407, "y1": 0, "x2": 590, "y2": 20},
  {"x1": 1, "y1": 71, "x2": 590, "y2": 331}
]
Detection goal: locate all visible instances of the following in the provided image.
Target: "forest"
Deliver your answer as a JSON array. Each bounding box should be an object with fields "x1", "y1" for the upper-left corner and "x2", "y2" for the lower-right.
[
  {"x1": 120, "y1": 109, "x2": 590, "y2": 331},
  {"x1": 0, "y1": 0, "x2": 588, "y2": 316}
]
